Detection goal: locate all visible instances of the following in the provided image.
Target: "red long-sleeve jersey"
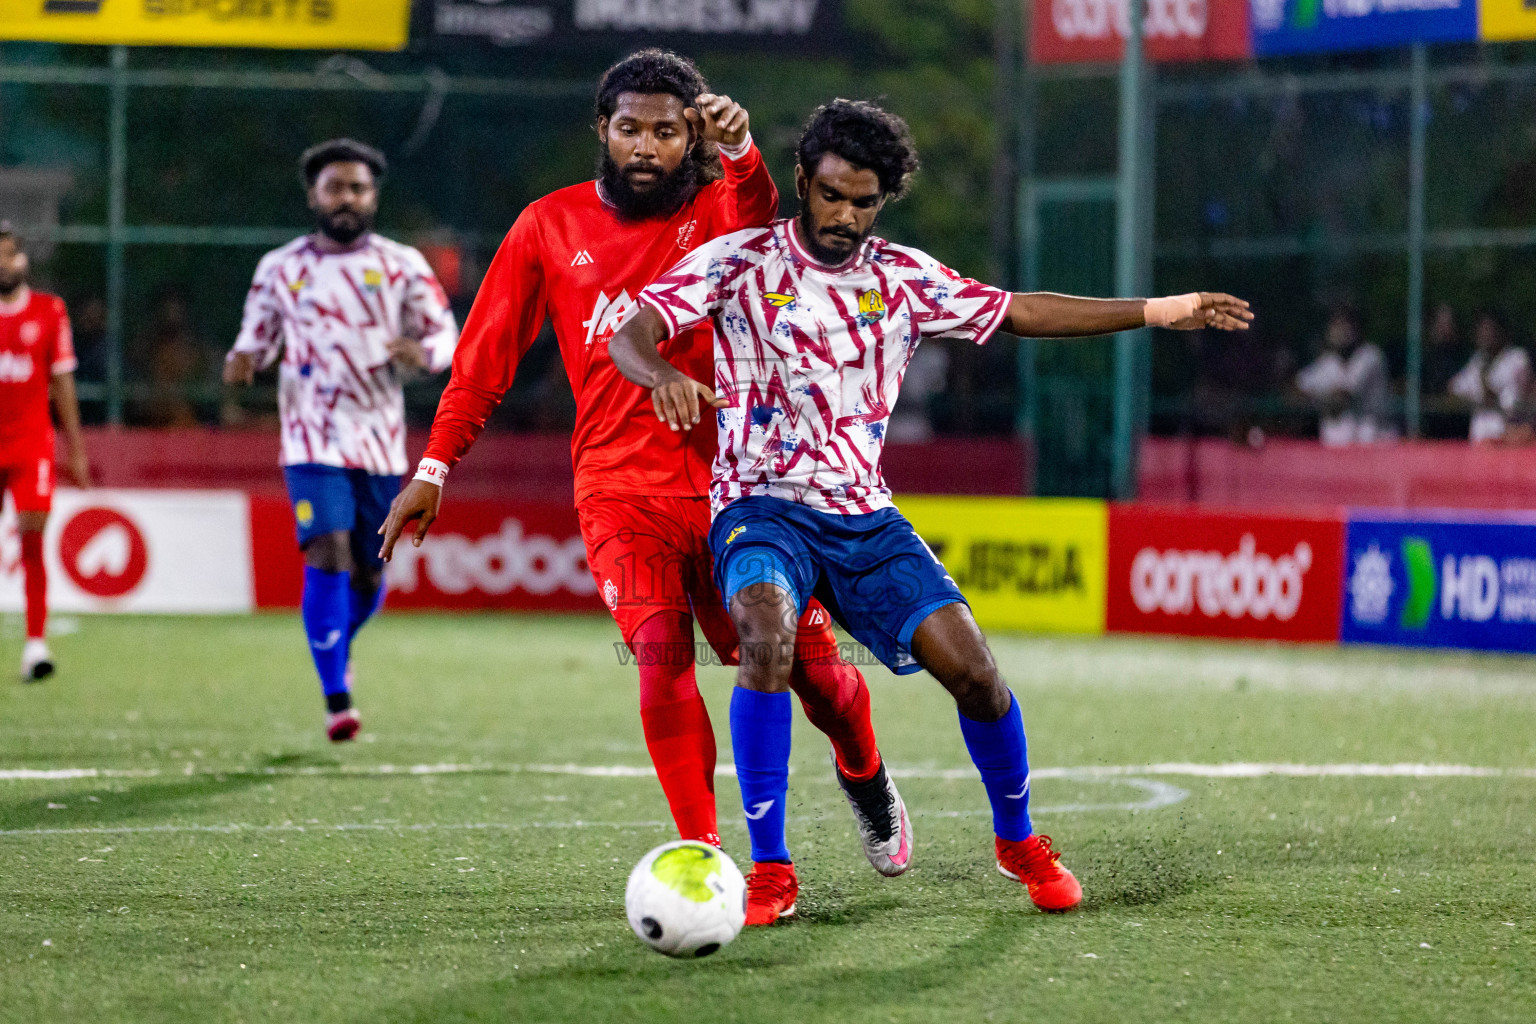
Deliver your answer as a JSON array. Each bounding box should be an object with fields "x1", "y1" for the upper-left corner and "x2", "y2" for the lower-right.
[{"x1": 424, "y1": 142, "x2": 779, "y2": 501}]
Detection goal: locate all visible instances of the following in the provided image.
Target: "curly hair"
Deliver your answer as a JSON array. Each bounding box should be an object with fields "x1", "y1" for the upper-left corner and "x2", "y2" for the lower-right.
[
  {"x1": 595, "y1": 48, "x2": 721, "y2": 185},
  {"x1": 299, "y1": 138, "x2": 386, "y2": 189},
  {"x1": 797, "y1": 99, "x2": 919, "y2": 200}
]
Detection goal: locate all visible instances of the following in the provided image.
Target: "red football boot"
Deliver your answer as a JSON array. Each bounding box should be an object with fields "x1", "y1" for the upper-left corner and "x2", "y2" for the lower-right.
[
  {"x1": 326, "y1": 709, "x2": 361, "y2": 742},
  {"x1": 996, "y1": 834, "x2": 1082, "y2": 912},
  {"x1": 744, "y1": 862, "x2": 799, "y2": 926}
]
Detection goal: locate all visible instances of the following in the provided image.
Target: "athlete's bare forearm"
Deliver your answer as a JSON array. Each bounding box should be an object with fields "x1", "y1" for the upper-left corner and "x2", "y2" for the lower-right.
[
  {"x1": 49, "y1": 371, "x2": 85, "y2": 454},
  {"x1": 610, "y1": 305, "x2": 725, "y2": 431},
  {"x1": 608, "y1": 305, "x2": 675, "y2": 389},
  {"x1": 1002, "y1": 291, "x2": 1252, "y2": 338}
]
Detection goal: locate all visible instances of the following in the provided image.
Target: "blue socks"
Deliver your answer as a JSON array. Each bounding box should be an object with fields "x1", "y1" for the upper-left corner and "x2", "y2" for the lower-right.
[
  {"x1": 302, "y1": 566, "x2": 351, "y2": 702},
  {"x1": 958, "y1": 691, "x2": 1033, "y2": 842},
  {"x1": 730, "y1": 687, "x2": 793, "y2": 863},
  {"x1": 348, "y1": 579, "x2": 384, "y2": 644}
]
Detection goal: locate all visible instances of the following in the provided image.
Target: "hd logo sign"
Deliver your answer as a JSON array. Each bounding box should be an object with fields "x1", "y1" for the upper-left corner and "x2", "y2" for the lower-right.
[
  {"x1": 2, "y1": 0, "x2": 410, "y2": 50},
  {"x1": 1342, "y1": 514, "x2": 1536, "y2": 653}
]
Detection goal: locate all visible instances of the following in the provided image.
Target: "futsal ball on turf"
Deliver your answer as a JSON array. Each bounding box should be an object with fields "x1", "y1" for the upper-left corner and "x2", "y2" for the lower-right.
[{"x1": 625, "y1": 840, "x2": 746, "y2": 958}]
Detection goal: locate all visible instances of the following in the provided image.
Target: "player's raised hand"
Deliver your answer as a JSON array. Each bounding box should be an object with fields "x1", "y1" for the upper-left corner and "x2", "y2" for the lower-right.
[
  {"x1": 378, "y1": 478, "x2": 441, "y2": 562},
  {"x1": 686, "y1": 93, "x2": 750, "y2": 149},
  {"x1": 222, "y1": 351, "x2": 257, "y2": 386},
  {"x1": 652, "y1": 365, "x2": 727, "y2": 432},
  {"x1": 1167, "y1": 293, "x2": 1253, "y2": 331}
]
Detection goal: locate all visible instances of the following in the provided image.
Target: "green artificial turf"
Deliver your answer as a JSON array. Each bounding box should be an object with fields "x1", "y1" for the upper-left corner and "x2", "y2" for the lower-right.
[{"x1": 1, "y1": 614, "x2": 1533, "y2": 1023}]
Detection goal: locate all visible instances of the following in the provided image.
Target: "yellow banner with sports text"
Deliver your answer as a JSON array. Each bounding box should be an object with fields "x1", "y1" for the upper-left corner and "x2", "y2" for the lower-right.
[
  {"x1": 899, "y1": 497, "x2": 1107, "y2": 635},
  {"x1": 0, "y1": 1, "x2": 409, "y2": 51},
  {"x1": 1481, "y1": 0, "x2": 1536, "y2": 41}
]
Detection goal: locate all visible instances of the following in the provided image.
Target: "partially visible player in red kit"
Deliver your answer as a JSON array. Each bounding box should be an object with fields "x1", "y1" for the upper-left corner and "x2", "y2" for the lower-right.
[
  {"x1": 0, "y1": 224, "x2": 90, "y2": 682},
  {"x1": 380, "y1": 51, "x2": 913, "y2": 891}
]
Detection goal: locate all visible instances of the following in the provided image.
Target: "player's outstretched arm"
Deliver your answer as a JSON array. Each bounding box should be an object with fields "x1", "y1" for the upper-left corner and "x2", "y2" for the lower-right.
[
  {"x1": 609, "y1": 305, "x2": 726, "y2": 431},
  {"x1": 378, "y1": 479, "x2": 441, "y2": 562},
  {"x1": 49, "y1": 370, "x2": 90, "y2": 488},
  {"x1": 1003, "y1": 291, "x2": 1252, "y2": 338}
]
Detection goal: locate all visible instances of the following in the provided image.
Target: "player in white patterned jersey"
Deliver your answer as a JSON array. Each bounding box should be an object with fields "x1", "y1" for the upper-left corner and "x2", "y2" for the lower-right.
[
  {"x1": 223, "y1": 139, "x2": 458, "y2": 741},
  {"x1": 639, "y1": 220, "x2": 1011, "y2": 516},
  {"x1": 612, "y1": 99, "x2": 1252, "y2": 920}
]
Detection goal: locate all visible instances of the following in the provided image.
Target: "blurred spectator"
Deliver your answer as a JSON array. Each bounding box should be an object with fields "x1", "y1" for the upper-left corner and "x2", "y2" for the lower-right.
[
  {"x1": 889, "y1": 342, "x2": 950, "y2": 442},
  {"x1": 1449, "y1": 309, "x2": 1533, "y2": 443},
  {"x1": 130, "y1": 290, "x2": 205, "y2": 427},
  {"x1": 1422, "y1": 302, "x2": 1465, "y2": 396},
  {"x1": 69, "y1": 295, "x2": 108, "y2": 386},
  {"x1": 1295, "y1": 304, "x2": 1395, "y2": 444}
]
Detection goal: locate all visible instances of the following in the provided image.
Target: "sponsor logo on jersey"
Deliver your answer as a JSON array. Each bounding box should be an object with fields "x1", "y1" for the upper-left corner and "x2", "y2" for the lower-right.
[
  {"x1": 0, "y1": 351, "x2": 35, "y2": 382},
  {"x1": 571, "y1": 249, "x2": 594, "y2": 267},
  {"x1": 857, "y1": 289, "x2": 886, "y2": 323},
  {"x1": 726, "y1": 526, "x2": 747, "y2": 544},
  {"x1": 676, "y1": 220, "x2": 697, "y2": 249},
  {"x1": 764, "y1": 292, "x2": 796, "y2": 309},
  {"x1": 583, "y1": 289, "x2": 637, "y2": 347}
]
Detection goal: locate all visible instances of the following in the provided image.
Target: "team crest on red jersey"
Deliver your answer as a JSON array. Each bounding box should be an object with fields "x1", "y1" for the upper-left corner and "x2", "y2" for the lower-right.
[
  {"x1": 18, "y1": 321, "x2": 41, "y2": 346},
  {"x1": 677, "y1": 220, "x2": 697, "y2": 249}
]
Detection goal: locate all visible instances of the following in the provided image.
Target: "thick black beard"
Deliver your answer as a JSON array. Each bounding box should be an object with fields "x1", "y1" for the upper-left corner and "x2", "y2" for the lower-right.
[
  {"x1": 795, "y1": 204, "x2": 869, "y2": 267},
  {"x1": 0, "y1": 273, "x2": 24, "y2": 298},
  {"x1": 598, "y1": 149, "x2": 699, "y2": 221},
  {"x1": 317, "y1": 209, "x2": 373, "y2": 246}
]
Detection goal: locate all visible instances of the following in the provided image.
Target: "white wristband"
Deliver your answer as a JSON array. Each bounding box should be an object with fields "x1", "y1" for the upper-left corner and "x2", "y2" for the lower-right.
[
  {"x1": 414, "y1": 458, "x2": 449, "y2": 487},
  {"x1": 1144, "y1": 293, "x2": 1201, "y2": 328},
  {"x1": 717, "y1": 133, "x2": 753, "y2": 161}
]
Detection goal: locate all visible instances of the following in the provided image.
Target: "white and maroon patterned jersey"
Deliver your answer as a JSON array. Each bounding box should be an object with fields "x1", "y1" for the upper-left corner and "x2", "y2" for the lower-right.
[
  {"x1": 641, "y1": 219, "x2": 1011, "y2": 515},
  {"x1": 231, "y1": 233, "x2": 458, "y2": 475}
]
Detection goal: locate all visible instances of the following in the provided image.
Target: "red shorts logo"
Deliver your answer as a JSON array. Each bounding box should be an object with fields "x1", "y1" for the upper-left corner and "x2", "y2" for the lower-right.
[{"x1": 59, "y1": 507, "x2": 149, "y2": 598}]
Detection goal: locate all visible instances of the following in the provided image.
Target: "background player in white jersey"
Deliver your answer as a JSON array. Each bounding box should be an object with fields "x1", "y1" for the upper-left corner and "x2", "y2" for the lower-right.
[
  {"x1": 223, "y1": 139, "x2": 458, "y2": 740},
  {"x1": 611, "y1": 99, "x2": 1251, "y2": 919}
]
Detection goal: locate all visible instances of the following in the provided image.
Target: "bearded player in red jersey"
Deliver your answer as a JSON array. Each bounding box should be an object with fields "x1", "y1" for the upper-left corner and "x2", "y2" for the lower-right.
[
  {"x1": 0, "y1": 224, "x2": 90, "y2": 682},
  {"x1": 380, "y1": 51, "x2": 911, "y2": 896}
]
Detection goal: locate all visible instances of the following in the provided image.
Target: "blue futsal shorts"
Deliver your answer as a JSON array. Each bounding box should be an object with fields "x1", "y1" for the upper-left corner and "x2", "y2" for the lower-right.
[
  {"x1": 708, "y1": 495, "x2": 966, "y2": 675},
  {"x1": 282, "y1": 464, "x2": 402, "y2": 571}
]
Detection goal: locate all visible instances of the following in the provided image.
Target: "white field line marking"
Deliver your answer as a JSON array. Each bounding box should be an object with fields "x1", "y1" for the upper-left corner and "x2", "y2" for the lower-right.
[
  {"x1": 0, "y1": 820, "x2": 670, "y2": 838},
  {"x1": 0, "y1": 779, "x2": 1187, "y2": 838},
  {"x1": 2, "y1": 761, "x2": 1533, "y2": 783}
]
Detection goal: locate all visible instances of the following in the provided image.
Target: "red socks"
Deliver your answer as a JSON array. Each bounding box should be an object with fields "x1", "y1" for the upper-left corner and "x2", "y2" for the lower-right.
[
  {"x1": 632, "y1": 612, "x2": 718, "y2": 843},
  {"x1": 20, "y1": 531, "x2": 46, "y2": 640},
  {"x1": 788, "y1": 601, "x2": 882, "y2": 781},
  {"x1": 631, "y1": 602, "x2": 881, "y2": 840}
]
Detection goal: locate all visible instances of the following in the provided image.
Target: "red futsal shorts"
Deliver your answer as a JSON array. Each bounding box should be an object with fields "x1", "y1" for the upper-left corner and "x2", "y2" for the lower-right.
[
  {"x1": 0, "y1": 455, "x2": 54, "y2": 514},
  {"x1": 578, "y1": 492, "x2": 740, "y2": 665}
]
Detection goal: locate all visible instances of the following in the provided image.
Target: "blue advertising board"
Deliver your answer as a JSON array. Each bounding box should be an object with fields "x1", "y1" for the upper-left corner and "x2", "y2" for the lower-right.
[
  {"x1": 1342, "y1": 513, "x2": 1536, "y2": 653},
  {"x1": 1251, "y1": 0, "x2": 1478, "y2": 56}
]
